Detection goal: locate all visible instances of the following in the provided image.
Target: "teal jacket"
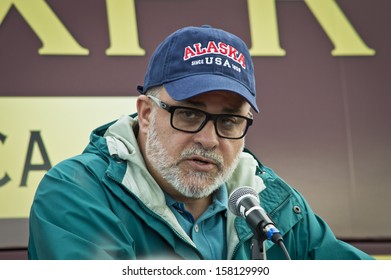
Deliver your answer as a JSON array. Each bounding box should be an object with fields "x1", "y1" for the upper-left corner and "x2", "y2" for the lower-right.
[{"x1": 28, "y1": 116, "x2": 374, "y2": 260}]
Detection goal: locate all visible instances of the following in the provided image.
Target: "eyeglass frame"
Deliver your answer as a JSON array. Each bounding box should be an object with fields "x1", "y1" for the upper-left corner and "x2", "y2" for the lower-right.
[{"x1": 147, "y1": 95, "x2": 253, "y2": 140}]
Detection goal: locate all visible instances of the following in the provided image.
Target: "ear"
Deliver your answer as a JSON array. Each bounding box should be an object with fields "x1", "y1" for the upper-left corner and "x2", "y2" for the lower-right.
[{"x1": 136, "y1": 95, "x2": 152, "y2": 135}]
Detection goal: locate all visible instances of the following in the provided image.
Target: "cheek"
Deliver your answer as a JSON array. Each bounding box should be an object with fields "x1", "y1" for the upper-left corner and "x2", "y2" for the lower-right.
[
  {"x1": 222, "y1": 141, "x2": 244, "y2": 164},
  {"x1": 154, "y1": 122, "x2": 188, "y2": 154}
]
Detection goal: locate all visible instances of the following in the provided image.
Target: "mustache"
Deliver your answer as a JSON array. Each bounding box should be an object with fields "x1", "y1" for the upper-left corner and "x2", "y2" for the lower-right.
[{"x1": 179, "y1": 146, "x2": 224, "y2": 169}]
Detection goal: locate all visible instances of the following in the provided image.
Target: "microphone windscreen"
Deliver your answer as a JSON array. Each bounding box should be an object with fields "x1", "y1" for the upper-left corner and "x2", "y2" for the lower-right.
[{"x1": 228, "y1": 186, "x2": 259, "y2": 216}]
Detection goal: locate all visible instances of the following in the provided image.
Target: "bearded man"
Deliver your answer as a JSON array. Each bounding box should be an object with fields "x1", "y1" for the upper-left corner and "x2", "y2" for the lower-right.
[{"x1": 28, "y1": 25, "x2": 374, "y2": 260}]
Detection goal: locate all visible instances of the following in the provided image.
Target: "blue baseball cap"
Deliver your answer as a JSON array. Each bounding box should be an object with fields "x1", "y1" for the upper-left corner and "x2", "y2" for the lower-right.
[{"x1": 137, "y1": 25, "x2": 259, "y2": 113}]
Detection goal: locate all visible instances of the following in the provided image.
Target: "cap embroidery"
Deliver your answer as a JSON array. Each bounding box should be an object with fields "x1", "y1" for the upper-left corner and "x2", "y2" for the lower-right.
[{"x1": 183, "y1": 41, "x2": 246, "y2": 69}]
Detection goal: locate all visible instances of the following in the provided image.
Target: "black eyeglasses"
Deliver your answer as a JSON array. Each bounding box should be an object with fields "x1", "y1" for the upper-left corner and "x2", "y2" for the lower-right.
[{"x1": 148, "y1": 96, "x2": 253, "y2": 140}]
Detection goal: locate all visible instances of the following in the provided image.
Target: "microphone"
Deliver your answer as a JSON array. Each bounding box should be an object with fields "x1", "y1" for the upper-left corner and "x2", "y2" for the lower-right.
[{"x1": 228, "y1": 186, "x2": 283, "y2": 244}]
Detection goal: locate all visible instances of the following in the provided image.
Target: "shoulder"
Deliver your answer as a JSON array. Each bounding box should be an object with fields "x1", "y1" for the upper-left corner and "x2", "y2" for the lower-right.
[
  {"x1": 243, "y1": 148, "x2": 309, "y2": 230},
  {"x1": 243, "y1": 148, "x2": 308, "y2": 215},
  {"x1": 33, "y1": 141, "x2": 119, "y2": 208}
]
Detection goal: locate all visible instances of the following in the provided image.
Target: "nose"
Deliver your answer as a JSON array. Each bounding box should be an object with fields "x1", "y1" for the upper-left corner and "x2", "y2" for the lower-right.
[{"x1": 192, "y1": 120, "x2": 219, "y2": 149}]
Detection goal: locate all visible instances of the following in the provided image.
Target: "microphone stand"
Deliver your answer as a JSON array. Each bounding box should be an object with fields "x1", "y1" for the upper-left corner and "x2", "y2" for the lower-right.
[{"x1": 251, "y1": 231, "x2": 267, "y2": 260}]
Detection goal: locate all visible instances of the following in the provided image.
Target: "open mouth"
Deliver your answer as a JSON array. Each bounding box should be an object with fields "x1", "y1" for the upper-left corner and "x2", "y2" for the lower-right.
[
  {"x1": 190, "y1": 155, "x2": 216, "y2": 165},
  {"x1": 184, "y1": 155, "x2": 220, "y2": 172},
  {"x1": 192, "y1": 158, "x2": 212, "y2": 165}
]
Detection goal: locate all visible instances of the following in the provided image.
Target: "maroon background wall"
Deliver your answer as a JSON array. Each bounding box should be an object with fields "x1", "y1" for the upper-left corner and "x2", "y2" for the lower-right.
[{"x1": 1, "y1": 0, "x2": 390, "y2": 254}]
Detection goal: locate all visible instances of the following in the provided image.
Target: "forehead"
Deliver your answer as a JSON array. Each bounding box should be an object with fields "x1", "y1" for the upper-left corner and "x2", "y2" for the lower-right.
[{"x1": 162, "y1": 88, "x2": 251, "y2": 112}]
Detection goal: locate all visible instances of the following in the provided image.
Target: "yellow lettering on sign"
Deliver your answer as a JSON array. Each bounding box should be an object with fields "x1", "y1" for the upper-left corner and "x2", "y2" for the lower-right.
[
  {"x1": 105, "y1": 0, "x2": 145, "y2": 56},
  {"x1": 247, "y1": 0, "x2": 286, "y2": 56},
  {"x1": 0, "y1": 97, "x2": 137, "y2": 218},
  {"x1": 305, "y1": 0, "x2": 375, "y2": 56},
  {"x1": 247, "y1": 0, "x2": 375, "y2": 56},
  {"x1": 0, "y1": 0, "x2": 376, "y2": 56},
  {"x1": 0, "y1": 0, "x2": 89, "y2": 55}
]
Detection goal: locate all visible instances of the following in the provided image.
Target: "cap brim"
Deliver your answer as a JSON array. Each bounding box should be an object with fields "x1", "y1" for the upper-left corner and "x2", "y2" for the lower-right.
[{"x1": 164, "y1": 74, "x2": 259, "y2": 113}]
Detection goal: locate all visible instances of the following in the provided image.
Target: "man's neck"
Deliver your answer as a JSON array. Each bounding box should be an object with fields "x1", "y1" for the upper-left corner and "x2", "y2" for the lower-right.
[{"x1": 180, "y1": 195, "x2": 213, "y2": 221}]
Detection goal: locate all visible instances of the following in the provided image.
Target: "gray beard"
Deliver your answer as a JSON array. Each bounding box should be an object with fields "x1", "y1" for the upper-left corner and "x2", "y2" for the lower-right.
[{"x1": 145, "y1": 112, "x2": 243, "y2": 199}]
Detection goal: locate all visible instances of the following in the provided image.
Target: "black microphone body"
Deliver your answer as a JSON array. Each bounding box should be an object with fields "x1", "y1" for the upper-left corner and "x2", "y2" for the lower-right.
[{"x1": 229, "y1": 186, "x2": 283, "y2": 244}]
